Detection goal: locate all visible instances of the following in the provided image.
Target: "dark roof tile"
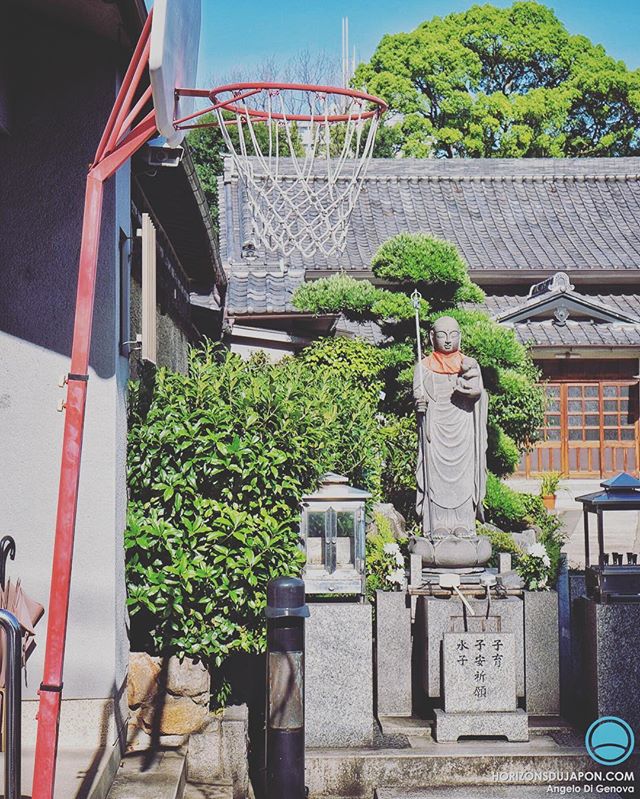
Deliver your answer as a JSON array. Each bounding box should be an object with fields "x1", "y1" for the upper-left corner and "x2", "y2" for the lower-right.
[{"x1": 220, "y1": 156, "x2": 640, "y2": 275}]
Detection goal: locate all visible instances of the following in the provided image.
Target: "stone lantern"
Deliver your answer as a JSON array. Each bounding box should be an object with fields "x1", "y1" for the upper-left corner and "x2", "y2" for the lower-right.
[{"x1": 301, "y1": 473, "x2": 370, "y2": 597}]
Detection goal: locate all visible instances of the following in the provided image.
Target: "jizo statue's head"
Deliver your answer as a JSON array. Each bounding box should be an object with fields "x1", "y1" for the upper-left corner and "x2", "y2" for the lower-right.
[{"x1": 430, "y1": 316, "x2": 461, "y2": 354}]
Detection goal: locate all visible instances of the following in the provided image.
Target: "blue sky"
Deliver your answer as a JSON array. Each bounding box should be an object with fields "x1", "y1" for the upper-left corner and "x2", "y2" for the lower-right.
[{"x1": 194, "y1": 0, "x2": 639, "y2": 86}]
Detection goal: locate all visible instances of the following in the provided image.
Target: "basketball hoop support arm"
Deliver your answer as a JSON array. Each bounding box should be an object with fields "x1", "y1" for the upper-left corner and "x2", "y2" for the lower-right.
[{"x1": 32, "y1": 12, "x2": 157, "y2": 799}]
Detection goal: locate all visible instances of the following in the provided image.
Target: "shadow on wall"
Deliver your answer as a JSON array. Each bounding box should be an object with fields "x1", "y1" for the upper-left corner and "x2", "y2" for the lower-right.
[{"x1": 0, "y1": 6, "x2": 123, "y2": 380}]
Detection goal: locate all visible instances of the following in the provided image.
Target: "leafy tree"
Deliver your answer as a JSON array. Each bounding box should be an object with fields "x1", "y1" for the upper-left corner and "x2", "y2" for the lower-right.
[{"x1": 355, "y1": 1, "x2": 640, "y2": 158}]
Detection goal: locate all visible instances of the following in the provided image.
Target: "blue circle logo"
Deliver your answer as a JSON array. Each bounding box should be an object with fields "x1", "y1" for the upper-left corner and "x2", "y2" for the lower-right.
[{"x1": 586, "y1": 717, "x2": 635, "y2": 766}]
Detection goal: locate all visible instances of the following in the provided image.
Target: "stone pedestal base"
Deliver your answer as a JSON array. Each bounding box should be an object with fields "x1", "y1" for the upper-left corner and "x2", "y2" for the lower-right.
[
  {"x1": 575, "y1": 597, "x2": 640, "y2": 731},
  {"x1": 305, "y1": 602, "x2": 374, "y2": 747},
  {"x1": 433, "y1": 708, "x2": 529, "y2": 742},
  {"x1": 375, "y1": 590, "x2": 412, "y2": 717}
]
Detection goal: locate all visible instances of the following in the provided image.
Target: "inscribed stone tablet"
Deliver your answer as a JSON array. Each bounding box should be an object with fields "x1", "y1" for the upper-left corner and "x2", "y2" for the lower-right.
[{"x1": 442, "y1": 632, "x2": 516, "y2": 713}]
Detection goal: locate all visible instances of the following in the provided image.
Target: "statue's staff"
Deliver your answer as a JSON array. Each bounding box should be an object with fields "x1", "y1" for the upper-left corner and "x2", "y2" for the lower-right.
[{"x1": 411, "y1": 290, "x2": 433, "y2": 535}]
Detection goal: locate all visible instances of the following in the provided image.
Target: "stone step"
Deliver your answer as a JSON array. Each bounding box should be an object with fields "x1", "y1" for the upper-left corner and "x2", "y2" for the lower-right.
[
  {"x1": 306, "y1": 735, "x2": 597, "y2": 798},
  {"x1": 376, "y1": 789, "x2": 560, "y2": 799},
  {"x1": 183, "y1": 784, "x2": 233, "y2": 799},
  {"x1": 0, "y1": 744, "x2": 122, "y2": 799},
  {"x1": 106, "y1": 750, "x2": 186, "y2": 799}
]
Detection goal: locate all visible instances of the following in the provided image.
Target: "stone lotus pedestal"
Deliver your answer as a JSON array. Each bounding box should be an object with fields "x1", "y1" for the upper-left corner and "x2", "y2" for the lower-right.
[{"x1": 410, "y1": 534, "x2": 492, "y2": 570}]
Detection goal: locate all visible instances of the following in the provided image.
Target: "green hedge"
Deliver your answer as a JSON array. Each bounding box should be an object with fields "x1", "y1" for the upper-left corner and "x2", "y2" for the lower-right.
[{"x1": 126, "y1": 346, "x2": 383, "y2": 676}]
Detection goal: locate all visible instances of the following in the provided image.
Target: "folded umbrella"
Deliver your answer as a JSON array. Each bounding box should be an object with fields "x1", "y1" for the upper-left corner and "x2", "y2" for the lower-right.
[{"x1": 0, "y1": 578, "x2": 45, "y2": 688}]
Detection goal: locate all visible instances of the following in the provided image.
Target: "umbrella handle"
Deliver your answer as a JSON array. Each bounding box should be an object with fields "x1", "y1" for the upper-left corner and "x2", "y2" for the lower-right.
[
  {"x1": 0, "y1": 536, "x2": 16, "y2": 589},
  {"x1": 0, "y1": 536, "x2": 16, "y2": 590}
]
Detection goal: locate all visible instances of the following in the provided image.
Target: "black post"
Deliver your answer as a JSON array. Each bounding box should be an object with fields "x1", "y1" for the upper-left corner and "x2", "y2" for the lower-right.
[
  {"x1": 265, "y1": 577, "x2": 309, "y2": 799},
  {"x1": 0, "y1": 610, "x2": 22, "y2": 799}
]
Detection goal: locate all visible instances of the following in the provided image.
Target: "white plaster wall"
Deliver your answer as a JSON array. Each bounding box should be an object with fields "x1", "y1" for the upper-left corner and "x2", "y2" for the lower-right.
[
  {"x1": 231, "y1": 340, "x2": 296, "y2": 361},
  {"x1": 0, "y1": 10, "x2": 130, "y2": 705}
]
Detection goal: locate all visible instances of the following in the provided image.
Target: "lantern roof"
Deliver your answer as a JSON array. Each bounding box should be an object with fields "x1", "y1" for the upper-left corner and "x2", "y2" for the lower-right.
[
  {"x1": 576, "y1": 472, "x2": 640, "y2": 508},
  {"x1": 302, "y1": 473, "x2": 371, "y2": 503}
]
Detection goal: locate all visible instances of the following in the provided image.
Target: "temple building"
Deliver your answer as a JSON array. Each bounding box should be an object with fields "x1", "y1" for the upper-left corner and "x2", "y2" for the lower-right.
[{"x1": 219, "y1": 156, "x2": 640, "y2": 479}]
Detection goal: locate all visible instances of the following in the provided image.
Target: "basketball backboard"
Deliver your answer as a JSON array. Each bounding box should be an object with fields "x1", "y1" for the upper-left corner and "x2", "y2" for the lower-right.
[{"x1": 149, "y1": 0, "x2": 201, "y2": 146}]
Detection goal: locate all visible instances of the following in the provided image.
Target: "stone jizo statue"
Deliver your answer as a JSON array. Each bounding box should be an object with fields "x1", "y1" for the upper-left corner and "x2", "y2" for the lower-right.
[{"x1": 410, "y1": 316, "x2": 491, "y2": 570}]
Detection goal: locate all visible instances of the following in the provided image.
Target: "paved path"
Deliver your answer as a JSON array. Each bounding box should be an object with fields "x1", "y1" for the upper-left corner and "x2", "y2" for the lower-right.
[
  {"x1": 507, "y1": 479, "x2": 640, "y2": 568},
  {"x1": 377, "y1": 789, "x2": 564, "y2": 799}
]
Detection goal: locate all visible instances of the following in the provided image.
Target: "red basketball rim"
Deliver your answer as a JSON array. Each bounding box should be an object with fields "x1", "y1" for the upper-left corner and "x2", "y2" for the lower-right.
[{"x1": 179, "y1": 81, "x2": 388, "y2": 124}]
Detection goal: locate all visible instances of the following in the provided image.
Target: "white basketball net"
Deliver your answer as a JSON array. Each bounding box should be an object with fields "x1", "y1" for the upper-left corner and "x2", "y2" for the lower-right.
[{"x1": 214, "y1": 88, "x2": 381, "y2": 259}]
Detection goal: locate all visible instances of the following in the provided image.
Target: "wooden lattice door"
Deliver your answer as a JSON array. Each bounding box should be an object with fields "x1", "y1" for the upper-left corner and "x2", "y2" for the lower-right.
[{"x1": 521, "y1": 380, "x2": 639, "y2": 478}]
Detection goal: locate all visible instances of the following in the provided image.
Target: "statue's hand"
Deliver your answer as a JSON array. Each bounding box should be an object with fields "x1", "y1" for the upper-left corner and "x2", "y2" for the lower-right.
[
  {"x1": 459, "y1": 365, "x2": 480, "y2": 380},
  {"x1": 416, "y1": 399, "x2": 428, "y2": 413},
  {"x1": 455, "y1": 377, "x2": 481, "y2": 398}
]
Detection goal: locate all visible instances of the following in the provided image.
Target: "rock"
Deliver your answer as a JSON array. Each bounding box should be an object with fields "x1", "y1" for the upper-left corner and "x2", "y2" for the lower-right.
[
  {"x1": 166, "y1": 656, "x2": 211, "y2": 698},
  {"x1": 128, "y1": 652, "x2": 160, "y2": 709},
  {"x1": 512, "y1": 529, "x2": 537, "y2": 548},
  {"x1": 221, "y1": 705, "x2": 251, "y2": 799},
  {"x1": 187, "y1": 729, "x2": 225, "y2": 784},
  {"x1": 481, "y1": 522, "x2": 503, "y2": 534},
  {"x1": 370, "y1": 503, "x2": 406, "y2": 540},
  {"x1": 498, "y1": 570, "x2": 525, "y2": 590},
  {"x1": 140, "y1": 694, "x2": 209, "y2": 736}
]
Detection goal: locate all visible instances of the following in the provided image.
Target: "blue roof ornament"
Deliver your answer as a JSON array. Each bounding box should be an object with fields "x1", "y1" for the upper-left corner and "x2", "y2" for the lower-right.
[{"x1": 600, "y1": 472, "x2": 640, "y2": 491}]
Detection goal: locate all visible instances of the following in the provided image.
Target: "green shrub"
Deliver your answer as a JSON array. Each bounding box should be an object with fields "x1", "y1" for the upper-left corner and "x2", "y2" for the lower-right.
[
  {"x1": 477, "y1": 524, "x2": 524, "y2": 569},
  {"x1": 487, "y1": 424, "x2": 521, "y2": 477},
  {"x1": 380, "y1": 414, "x2": 418, "y2": 521},
  {"x1": 125, "y1": 500, "x2": 304, "y2": 662},
  {"x1": 371, "y1": 234, "x2": 479, "y2": 304},
  {"x1": 483, "y1": 472, "x2": 528, "y2": 531},
  {"x1": 366, "y1": 512, "x2": 408, "y2": 600},
  {"x1": 293, "y1": 273, "x2": 429, "y2": 321},
  {"x1": 489, "y1": 368, "x2": 545, "y2": 448},
  {"x1": 126, "y1": 345, "x2": 384, "y2": 677},
  {"x1": 481, "y1": 484, "x2": 566, "y2": 587},
  {"x1": 299, "y1": 336, "x2": 385, "y2": 402}
]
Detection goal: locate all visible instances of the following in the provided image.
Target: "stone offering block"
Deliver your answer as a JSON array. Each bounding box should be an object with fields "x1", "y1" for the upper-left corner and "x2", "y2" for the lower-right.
[
  {"x1": 442, "y1": 632, "x2": 516, "y2": 713},
  {"x1": 415, "y1": 596, "x2": 524, "y2": 699}
]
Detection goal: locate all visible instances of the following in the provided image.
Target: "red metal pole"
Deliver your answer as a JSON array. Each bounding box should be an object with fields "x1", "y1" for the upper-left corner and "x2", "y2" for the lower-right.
[
  {"x1": 31, "y1": 174, "x2": 104, "y2": 799},
  {"x1": 31, "y1": 29, "x2": 158, "y2": 797}
]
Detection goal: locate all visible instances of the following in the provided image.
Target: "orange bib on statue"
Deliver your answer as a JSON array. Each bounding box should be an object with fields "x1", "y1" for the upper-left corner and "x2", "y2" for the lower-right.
[{"x1": 424, "y1": 351, "x2": 463, "y2": 375}]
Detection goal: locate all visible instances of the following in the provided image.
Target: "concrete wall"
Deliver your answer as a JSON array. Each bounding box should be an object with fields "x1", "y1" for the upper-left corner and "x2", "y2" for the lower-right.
[
  {"x1": 0, "y1": 8, "x2": 129, "y2": 716},
  {"x1": 130, "y1": 277, "x2": 191, "y2": 374}
]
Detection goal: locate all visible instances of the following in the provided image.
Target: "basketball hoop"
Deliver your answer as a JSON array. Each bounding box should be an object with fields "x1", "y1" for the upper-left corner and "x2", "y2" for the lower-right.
[{"x1": 175, "y1": 82, "x2": 388, "y2": 259}]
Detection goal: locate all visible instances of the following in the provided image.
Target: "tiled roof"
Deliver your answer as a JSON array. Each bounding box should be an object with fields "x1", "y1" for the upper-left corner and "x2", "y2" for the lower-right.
[
  {"x1": 481, "y1": 290, "x2": 640, "y2": 348},
  {"x1": 513, "y1": 320, "x2": 640, "y2": 348},
  {"x1": 482, "y1": 294, "x2": 640, "y2": 318},
  {"x1": 334, "y1": 317, "x2": 389, "y2": 345},
  {"x1": 220, "y1": 156, "x2": 640, "y2": 275},
  {"x1": 225, "y1": 269, "x2": 305, "y2": 315}
]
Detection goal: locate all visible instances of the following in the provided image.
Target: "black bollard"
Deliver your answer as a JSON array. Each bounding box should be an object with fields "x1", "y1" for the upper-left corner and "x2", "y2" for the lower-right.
[{"x1": 265, "y1": 577, "x2": 309, "y2": 799}]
